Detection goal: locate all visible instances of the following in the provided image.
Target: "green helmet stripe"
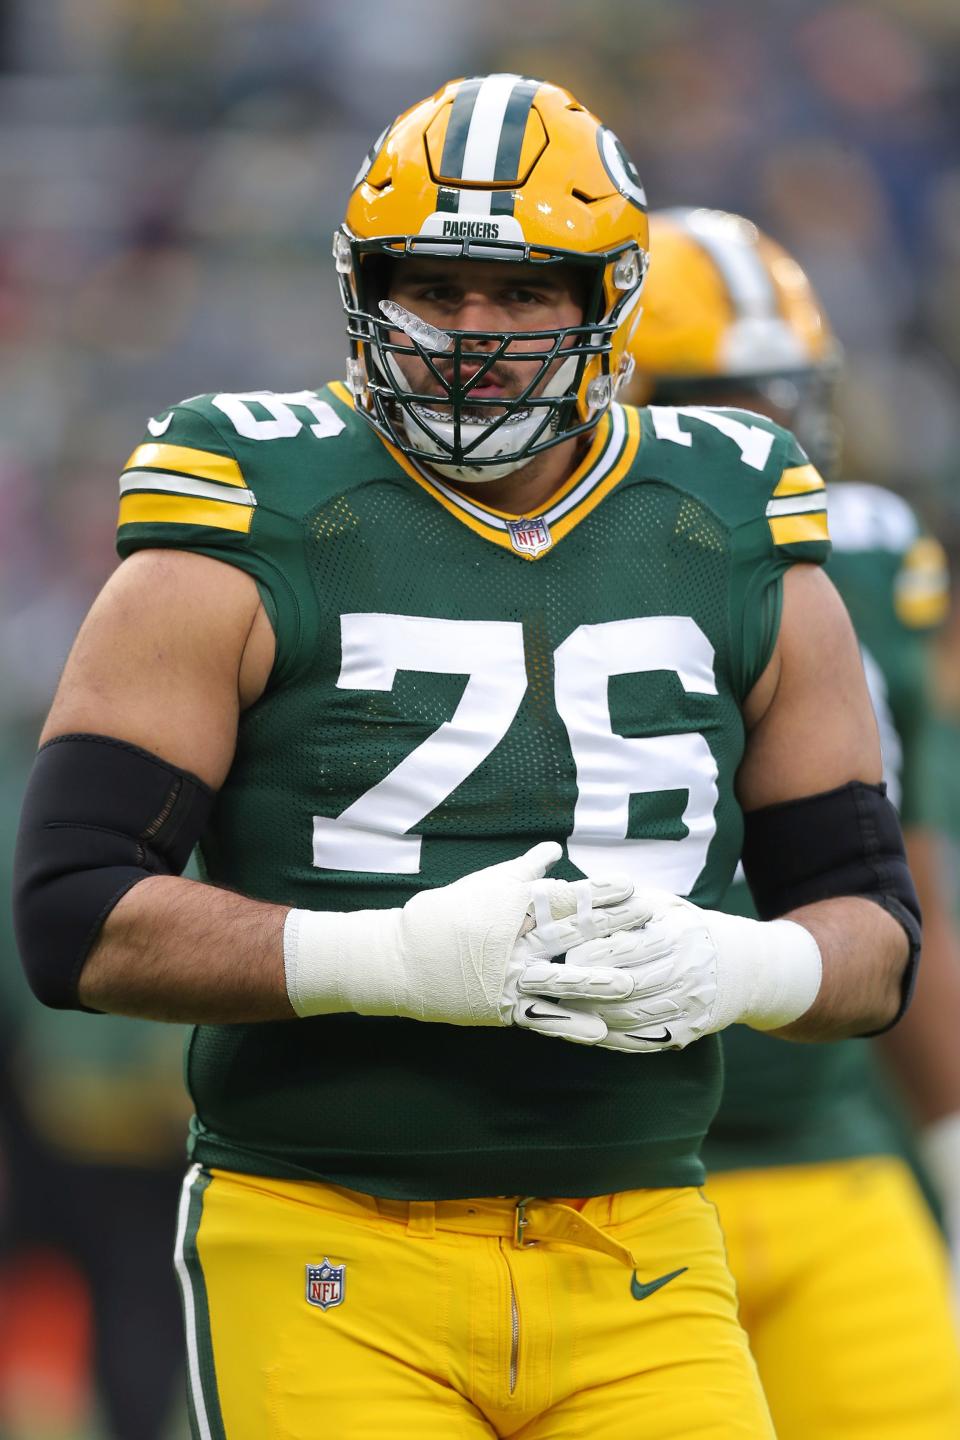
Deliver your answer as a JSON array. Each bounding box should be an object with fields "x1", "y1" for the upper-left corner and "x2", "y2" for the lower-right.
[
  {"x1": 493, "y1": 78, "x2": 540, "y2": 182},
  {"x1": 438, "y1": 77, "x2": 483, "y2": 181},
  {"x1": 435, "y1": 185, "x2": 460, "y2": 214},
  {"x1": 490, "y1": 189, "x2": 518, "y2": 216},
  {"x1": 437, "y1": 75, "x2": 539, "y2": 221}
]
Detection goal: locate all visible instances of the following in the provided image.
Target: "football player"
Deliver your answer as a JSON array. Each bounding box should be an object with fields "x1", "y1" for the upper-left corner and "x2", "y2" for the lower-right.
[
  {"x1": 627, "y1": 205, "x2": 960, "y2": 1438},
  {"x1": 14, "y1": 80, "x2": 920, "y2": 1439}
]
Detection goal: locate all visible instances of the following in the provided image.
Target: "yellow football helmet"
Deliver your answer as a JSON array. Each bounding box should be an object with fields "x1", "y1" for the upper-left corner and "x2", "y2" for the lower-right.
[
  {"x1": 335, "y1": 74, "x2": 649, "y2": 482},
  {"x1": 628, "y1": 207, "x2": 842, "y2": 473}
]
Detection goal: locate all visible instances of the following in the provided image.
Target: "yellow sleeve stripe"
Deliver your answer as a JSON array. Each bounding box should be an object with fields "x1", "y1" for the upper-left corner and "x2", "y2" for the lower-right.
[
  {"x1": 118, "y1": 492, "x2": 253, "y2": 534},
  {"x1": 769, "y1": 511, "x2": 830, "y2": 547},
  {"x1": 896, "y1": 590, "x2": 949, "y2": 629},
  {"x1": 123, "y1": 443, "x2": 245, "y2": 489},
  {"x1": 772, "y1": 463, "x2": 825, "y2": 498}
]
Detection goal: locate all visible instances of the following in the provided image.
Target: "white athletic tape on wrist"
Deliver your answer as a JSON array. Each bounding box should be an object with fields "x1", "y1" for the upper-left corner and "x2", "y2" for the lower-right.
[
  {"x1": 284, "y1": 905, "x2": 404, "y2": 1019},
  {"x1": 282, "y1": 849, "x2": 645, "y2": 1030},
  {"x1": 706, "y1": 911, "x2": 822, "y2": 1032}
]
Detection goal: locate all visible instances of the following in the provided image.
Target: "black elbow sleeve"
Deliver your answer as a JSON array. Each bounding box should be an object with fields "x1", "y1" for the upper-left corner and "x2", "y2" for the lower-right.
[
  {"x1": 12, "y1": 734, "x2": 214, "y2": 1010},
  {"x1": 741, "y1": 780, "x2": 922, "y2": 1033}
]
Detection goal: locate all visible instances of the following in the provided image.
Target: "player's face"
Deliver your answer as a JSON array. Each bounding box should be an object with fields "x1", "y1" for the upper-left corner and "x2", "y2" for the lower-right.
[{"x1": 385, "y1": 259, "x2": 584, "y2": 415}]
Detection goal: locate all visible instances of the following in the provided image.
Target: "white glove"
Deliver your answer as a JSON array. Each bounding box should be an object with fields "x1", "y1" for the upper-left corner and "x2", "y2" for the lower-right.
[
  {"x1": 562, "y1": 888, "x2": 822, "y2": 1052},
  {"x1": 283, "y1": 842, "x2": 651, "y2": 1045},
  {"x1": 918, "y1": 1112, "x2": 960, "y2": 1298}
]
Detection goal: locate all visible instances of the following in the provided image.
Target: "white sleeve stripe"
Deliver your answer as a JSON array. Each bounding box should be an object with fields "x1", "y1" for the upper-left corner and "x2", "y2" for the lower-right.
[
  {"x1": 120, "y1": 471, "x2": 257, "y2": 507},
  {"x1": 765, "y1": 493, "x2": 828, "y2": 519}
]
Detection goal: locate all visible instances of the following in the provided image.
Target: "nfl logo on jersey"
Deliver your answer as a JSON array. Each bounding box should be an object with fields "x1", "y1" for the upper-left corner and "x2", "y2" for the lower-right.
[
  {"x1": 507, "y1": 515, "x2": 552, "y2": 558},
  {"x1": 306, "y1": 1259, "x2": 345, "y2": 1310}
]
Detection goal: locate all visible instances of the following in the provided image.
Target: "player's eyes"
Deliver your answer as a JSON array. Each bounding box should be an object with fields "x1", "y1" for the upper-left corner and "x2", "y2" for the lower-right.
[{"x1": 417, "y1": 286, "x2": 458, "y2": 303}]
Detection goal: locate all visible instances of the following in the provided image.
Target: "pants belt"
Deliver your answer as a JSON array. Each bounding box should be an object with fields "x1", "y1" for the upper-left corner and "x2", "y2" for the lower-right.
[{"x1": 374, "y1": 1194, "x2": 638, "y2": 1270}]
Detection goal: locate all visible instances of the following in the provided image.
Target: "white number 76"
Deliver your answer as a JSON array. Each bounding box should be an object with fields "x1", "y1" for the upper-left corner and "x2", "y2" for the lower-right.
[{"x1": 312, "y1": 613, "x2": 720, "y2": 893}]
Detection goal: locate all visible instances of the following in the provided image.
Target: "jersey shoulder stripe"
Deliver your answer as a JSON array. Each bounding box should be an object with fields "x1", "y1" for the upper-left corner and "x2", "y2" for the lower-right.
[
  {"x1": 119, "y1": 439, "x2": 256, "y2": 534},
  {"x1": 117, "y1": 400, "x2": 254, "y2": 538},
  {"x1": 766, "y1": 465, "x2": 828, "y2": 545},
  {"x1": 638, "y1": 404, "x2": 830, "y2": 564},
  {"x1": 771, "y1": 462, "x2": 825, "y2": 498}
]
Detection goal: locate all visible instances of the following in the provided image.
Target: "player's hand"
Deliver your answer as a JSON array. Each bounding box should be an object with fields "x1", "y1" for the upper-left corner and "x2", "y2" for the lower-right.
[
  {"x1": 561, "y1": 888, "x2": 823, "y2": 1052},
  {"x1": 283, "y1": 842, "x2": 652, "y2": 1043}
]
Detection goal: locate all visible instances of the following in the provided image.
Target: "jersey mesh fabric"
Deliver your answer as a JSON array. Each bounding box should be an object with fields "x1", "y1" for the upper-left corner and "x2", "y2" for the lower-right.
[{"x1": 116, "y1": 391, "x2": 824, "y2": 1197}]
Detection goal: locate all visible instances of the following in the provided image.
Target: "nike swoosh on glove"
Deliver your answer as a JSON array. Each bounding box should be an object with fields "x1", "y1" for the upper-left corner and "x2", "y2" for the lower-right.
[
  {"x1": 283, "y1": 842, "x2": 652, "y2": 1046},
  {"x1": 561, "y1": 888, "x2": 822, "y2": 1052}
]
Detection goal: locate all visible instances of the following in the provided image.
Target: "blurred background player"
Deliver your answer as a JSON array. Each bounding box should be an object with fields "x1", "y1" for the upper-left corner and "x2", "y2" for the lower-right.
[{"x1": 627, "y1": 204, "x2": 960, "y2": 1438}]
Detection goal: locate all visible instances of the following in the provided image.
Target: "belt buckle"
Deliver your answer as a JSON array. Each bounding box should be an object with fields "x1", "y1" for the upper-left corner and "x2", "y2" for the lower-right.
[{"x1": 515, "y1": 1195, "x2": 537, "y2": 1248}]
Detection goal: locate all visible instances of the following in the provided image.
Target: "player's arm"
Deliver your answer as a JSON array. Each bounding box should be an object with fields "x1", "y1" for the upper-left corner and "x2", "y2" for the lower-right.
[
  {"x1": 13, "y1": 549, "x2": 647, "y2": 1039},
  {"x1": 562, "y1": 564, "x2": 917, "y2": 1052},
  {"x1": 734, "y1": 561, "x2": 912, "y2": 1039},
  {"x1": 23, "y1": 547, "x2": 292, "y2": 1022}
]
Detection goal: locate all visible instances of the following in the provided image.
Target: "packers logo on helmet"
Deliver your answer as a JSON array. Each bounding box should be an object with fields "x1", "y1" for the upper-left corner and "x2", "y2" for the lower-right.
[
  {"x1": 334, "y1": 75, "x2": 649, "y2": 482},
  {"x1": 626, "y1": 207, "x2": 843, "y2": 474}
]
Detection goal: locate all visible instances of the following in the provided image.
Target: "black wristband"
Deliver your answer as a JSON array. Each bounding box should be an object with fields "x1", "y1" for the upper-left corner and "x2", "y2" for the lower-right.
[{"x1": 742, "y1": 781, "x2": 921, "y2": 1035}]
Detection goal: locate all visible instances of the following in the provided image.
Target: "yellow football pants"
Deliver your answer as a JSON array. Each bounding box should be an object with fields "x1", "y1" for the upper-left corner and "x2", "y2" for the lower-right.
[
  {"x1": 705, "y1": 1155, "x2": 960, "y2": 1439},
  {"x1": 175, "y1": 1165, "x2": 775, "y2": 1439}
]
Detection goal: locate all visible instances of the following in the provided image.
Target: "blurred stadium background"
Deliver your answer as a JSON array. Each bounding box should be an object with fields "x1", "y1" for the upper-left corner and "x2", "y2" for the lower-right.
[{"x1": 0, "y1": 2, "x2": 958, "y2": 1436}]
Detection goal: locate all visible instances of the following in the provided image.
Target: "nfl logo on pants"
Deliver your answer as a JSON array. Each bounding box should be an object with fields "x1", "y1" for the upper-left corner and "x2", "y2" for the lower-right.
[{"x1": 306, "y1": 1259, "x2": 345, "y2": 1310}]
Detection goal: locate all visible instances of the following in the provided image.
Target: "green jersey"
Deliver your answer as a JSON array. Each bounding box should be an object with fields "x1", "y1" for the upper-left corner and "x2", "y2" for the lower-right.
[
  {"x1": 116, "y1": 387, "x2": 827, "y2": 1198},
  {"x1": 704, "y1": 481, "x2": 948, "y2": 1174}
]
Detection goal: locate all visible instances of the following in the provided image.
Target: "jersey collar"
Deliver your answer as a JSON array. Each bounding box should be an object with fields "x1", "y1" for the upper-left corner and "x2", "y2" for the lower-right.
[{"x1": 328, "y1": 382, "x2": 640, "y2": 560}]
